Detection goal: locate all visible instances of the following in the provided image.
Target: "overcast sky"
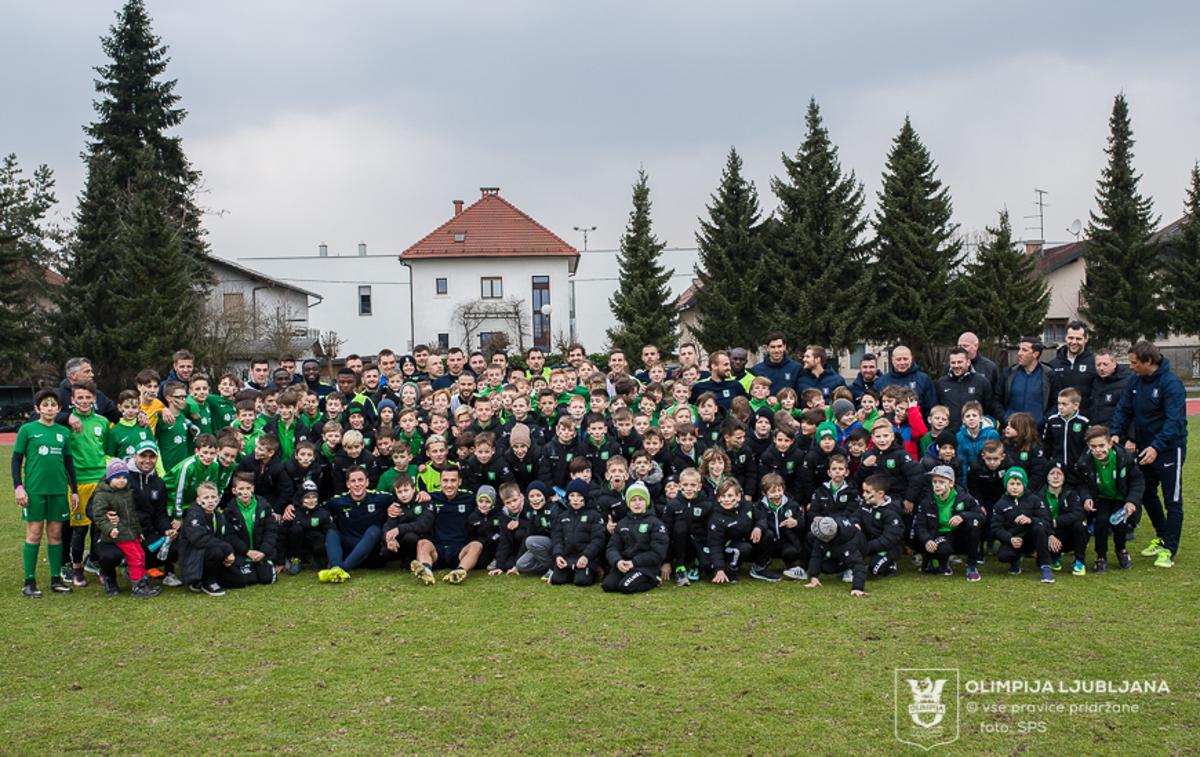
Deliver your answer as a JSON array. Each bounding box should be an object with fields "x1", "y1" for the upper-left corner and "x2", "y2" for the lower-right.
[{"x1": 4, "y1": 0, "x2": 1199, "y2": 266}]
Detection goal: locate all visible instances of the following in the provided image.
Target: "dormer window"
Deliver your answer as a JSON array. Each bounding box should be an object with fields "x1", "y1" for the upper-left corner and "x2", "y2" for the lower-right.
[{"x1": 453, "y1": 233, "x2": 466, "y2": 243}]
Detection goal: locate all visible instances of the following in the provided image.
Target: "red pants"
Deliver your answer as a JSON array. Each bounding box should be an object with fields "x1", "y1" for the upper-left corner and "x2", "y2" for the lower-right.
[{"x1": 116, "y1": 540, "x2": 146, "y2": 581}]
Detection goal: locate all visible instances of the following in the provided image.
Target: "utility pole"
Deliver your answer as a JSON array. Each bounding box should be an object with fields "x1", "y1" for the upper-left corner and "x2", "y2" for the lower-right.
[{"x1": 569, "y1": 226, "x2": 594, "y2": 344}]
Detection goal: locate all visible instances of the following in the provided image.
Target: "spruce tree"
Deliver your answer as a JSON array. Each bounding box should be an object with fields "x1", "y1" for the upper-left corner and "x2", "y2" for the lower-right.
[
  {"x1": 0, "y1": 155, "x2": 59, "y2": 381},
  {"x1": 608, "y1": 169, "x2": 678, "y2": 358},
  {"x1": 958, "y1": 209, "x2": 1049, "y2": 349},
  {"x1": 1080, "y1": 93, "x2": 1161, "y2": 343},
  {"x1": 105, "y1": 150, "x2": 205, "y2": 389},
  {"x1": 864, "y1": 117, "x2": 963, "y2": 358},
  {"x1": 692, "y1": 147, "x2": 769, "y2": 352},
  {"x1": 770, "y1": 98, "x2": 869, "y2": 351},
  {"x1": 1163, "y1": 163, "x2": 1200, "y2": 337},
  {"x1": 56, "y1": 0, "x2": 210, "y2": 388}
]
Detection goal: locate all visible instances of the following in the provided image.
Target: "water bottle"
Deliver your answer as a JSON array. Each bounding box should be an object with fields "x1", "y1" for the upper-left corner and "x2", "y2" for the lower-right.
[
  {"x1": 1109, "y1": 507, "x2": 1129, "y2": 526},
  {"x1": 156, "y1": 533, "x2": 175, "y2": 561}
]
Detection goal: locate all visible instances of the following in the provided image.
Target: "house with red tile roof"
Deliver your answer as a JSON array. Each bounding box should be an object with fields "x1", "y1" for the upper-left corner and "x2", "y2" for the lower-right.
[{"x1": 399, "y1": 187, "x2": 578, "y2": 352}]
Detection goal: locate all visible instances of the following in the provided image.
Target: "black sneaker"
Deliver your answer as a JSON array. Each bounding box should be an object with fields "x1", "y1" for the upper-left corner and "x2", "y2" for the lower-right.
[
  {"x1": 1008, "y1": 561, "x2": 1022, "y2": 575},
  {"x1": 131, "y1": 578, "x2": 161, "y2": 598},
  {"x1": 50, "y1": 577, "x2": 73, "y2": 593},
  {"x1": 727, "y1": 569, "x2": 739, "y2": 584},
  {"x1": 201, "y1": 581, "x2": 225, "y2": 597},
  {"x1": 188, "y1": 582, "x2": 204, "y2": 593},
  {"x1": 749, "y1": 564, "x2": 782, "y2": 582},
  {"x1": 100, "y1": 574, "x2": 121, "y2": 596},
  {"x1": 940, "y1": 563, "x2": 953, "y2": 576},
  {"x1": 1116, "y1": 549, "x2": 1132, "y2": 570},
  {"x1": 22, "y1": 581, "x2": 43, "y2": 599},
  {"x1": 1093, "y1": 557, "x2": 1107, "y2": 574}
]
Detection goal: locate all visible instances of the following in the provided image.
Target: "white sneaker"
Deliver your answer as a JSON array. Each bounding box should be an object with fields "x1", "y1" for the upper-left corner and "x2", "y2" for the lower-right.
[
  {"x1": 782, "y1": 566, "x2": 808, "y2": 581},
  {"x1": 841, "y1": 569, "x2": 853, "y2": 583},
  {"x1": 162, "y1": 572, "x2": 183, "y2": 588}
]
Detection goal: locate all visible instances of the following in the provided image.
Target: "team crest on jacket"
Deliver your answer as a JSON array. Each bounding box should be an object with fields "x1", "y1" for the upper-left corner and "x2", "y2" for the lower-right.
[{"x1": 638, "y1": 523, "x2": 649, "y2": 533}]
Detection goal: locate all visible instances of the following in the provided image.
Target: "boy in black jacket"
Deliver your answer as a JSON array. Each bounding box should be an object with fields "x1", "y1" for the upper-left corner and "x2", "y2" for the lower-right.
[
  {"x1": 286, "y1": 480, "x2": 333, "y2": 572},
  {"x1": 758, "y1": 426, "x2": 805, "y2": 501},
  {"x1": 232, "y1": 434, "x2": 295, "y2": 514},
  {"x1": 329, "y1": 430, "x2": 377, "y2": 495},
  {"x1": 1074, "y1": 426, "x2": 1144, "y2": 573},
  {"x1": 799, "y1": 422, "x2": 845, "y2": 504},
  {"x1": 914, "y1": 466, "x2": 983, "y2": 581},
  {"x1": 461, "y1": 432, "x2": 514, "y2": 493},
  {"x1": 223, "y1": 473, "x2": 278, "y2": 586},
  {"x1": 991, "y1": 468, "x2": 1055, "y2": 583},
  {"x1": 550, "y1": 478, "x2": 606, "y2": 586},
  {"x1": 803, "y1": 515, "x2": 868, "y2": 597},
  {"x1": 755, "y1": 472, "x2": 806, "y2": 580},
  {"x1": 602, "y1": 481, "x2": 668, "y2": 594},
  {"x1": 660, "y1": 468, "x2": 714, "y2": 586},
  {"x1": 852, "y1": 422, "x2": 924, "y2": 514},
  {"x1": 503, "y1": 423, "x2": 540, "y2": 493},
  {"x1": 537, "y1": 417, "x2": 578, "y2": 499},
  {"x1": 706, "y1": 479, "x2": 776, "y2": 584},
  {"x1": 1041, "y1": 460, "x2": 1089, "y2": 576},
  {"x1": 576, "y1": 413, "x2": 622, "y2": 482},
  {"x1": 381, "y1": 475, "x2": 433, "y2": 566},
  {"x1": 719, "y1": 419, "x2": 758, "y2": 500},
  {"x1": 178, "y1": 482, "x2": 235, "y2": 596},
  {"x1": 1042, "y1": 388, "x2": 1090, "y2": 473},
  {"x1": 858, "y1": 473, "x2": 907, "y2": 579}
]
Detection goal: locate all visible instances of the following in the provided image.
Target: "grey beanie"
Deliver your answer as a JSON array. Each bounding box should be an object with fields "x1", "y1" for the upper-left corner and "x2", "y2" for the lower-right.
[
  {"x1": 811, "y1": 516, "x2": 839, "y2": 543},
  {"x1": 831, "y1": 398, "x2": 855, "y2": 421},
  {"x1": 476, "y1": 485, "x2": 497, "y2": 504}
]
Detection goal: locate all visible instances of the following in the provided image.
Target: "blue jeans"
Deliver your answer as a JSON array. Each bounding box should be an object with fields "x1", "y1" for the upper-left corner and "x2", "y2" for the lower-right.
[{"x1": 325, "y1": 526, "x2": 382, "y2": 571}]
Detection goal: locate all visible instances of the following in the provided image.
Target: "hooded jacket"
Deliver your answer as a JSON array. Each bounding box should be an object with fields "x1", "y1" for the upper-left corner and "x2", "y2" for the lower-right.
[
  {"x1": 88, "y1": 480, "x2": 142, "y2": 543},
  {"x1": 805, "y1": 514, "x2": 866, "y2": 591},
  {"x1": 552, "y1": 504, "x2": 606, "y2": 561},
  {"x1": 914, "y1": 486, "x2": 983, "y2": 544},
  {"x1": 1109, "y1": 358, "x2": 1187, "y2": 452},
  {"x1": 606, "y1": 510, "x2": 669, "y2": 570}
]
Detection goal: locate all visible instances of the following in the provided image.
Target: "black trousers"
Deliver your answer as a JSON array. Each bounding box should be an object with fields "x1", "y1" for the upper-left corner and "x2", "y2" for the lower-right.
[
  {"x1": 924, "y1": 517, "x2": 983, "y2": 566},
  {"x1": 1051, "y1": 521, "x2": 1089, "y2": 562},
  {"x1": 550, "y1": 558, "x2": 596, "y2": 587},
  {"x1": 1092, "y1": 499, "x2": 1128, "y2": 559},
  {"x1": 286, "y1": 522, "x2": 329, "y2": 567},
  {"x1": 997, "y1": 524, "x2": 1052, "y2": 566}
]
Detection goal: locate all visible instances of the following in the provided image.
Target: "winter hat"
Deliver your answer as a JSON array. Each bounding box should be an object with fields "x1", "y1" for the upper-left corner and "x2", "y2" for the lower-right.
[
  {"x1": 625, "y1": 480, "x2": 651, "y2": 506},
  {"x1": 377, "y1": 398, "x2": 397, "y2": 413},
  {"x1": 754, "y1": 406, "x2": 776, "y2": 424},
  {"x1": 816, "y1": 422, "x2": 838, "y2": 442},
  {"x1": 476, "y1": 485, "x2": 497, "y2": 505},
  {"x1": 935, "y1": 429, "x2": 957, "y2": 448},
  {"x1": 301, "y1": 480, "x2": 319, "y2": 495},
  {"x1": 104, "y1": 459, "x2": 129, "y2": 482},
  {"x1": 346, "y1": 404, "x2": 365, "y2": 417},
  {"x1": 525, "y1": 480, "x2": 549, "y2": 499},
  {"x1": 927, "y1": 465, "x2": 956, "y2": 483},
  {"x1": 565, "y1": 479, "x2": 590, "y2": 500},
  {"x1": 831, "y1": 398, "x2": 855, "y2": 421},
  {"x1": 810, "y1": 516, "x2": 839, "y2": 543},
  {"x1": 401, "y1": 381, "x2": 420, "y2": 396},
  {"x1": 1003, "y1": 467, "x2": 1027, "y2": 487},
  {"x1": 509, "y1": 423, "x2": 532, "y2": 448}
]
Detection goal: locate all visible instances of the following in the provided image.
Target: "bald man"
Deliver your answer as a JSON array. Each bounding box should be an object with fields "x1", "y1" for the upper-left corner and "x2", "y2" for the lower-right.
[{"x1": 957, "y1": 332, "x2": 1000, "y2": 390}]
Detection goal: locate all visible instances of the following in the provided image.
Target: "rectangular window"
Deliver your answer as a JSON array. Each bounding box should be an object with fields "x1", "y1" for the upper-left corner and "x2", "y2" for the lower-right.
[
  {"x1": 847, "y1": 343, "x2": 866, "y2": 369},
  {"x1": 479, "y1": 331, "x2": 497, "y2": 349},
  {"x1": 1043, "y1": 319, "x2": 1067, "y2": 345},
  {"x1": 223, "y1": 292, "x2": 245, "y2": 316},
  {"x1": 435, "y1": 277, "x2": 448, "y2": 295},
  {"x1": 531, "y1": 275, "x2": 551, "y2": 351},
  {"x1": 437, "y1": 333, "x2": 450, "y2": 350},
  {"x1": 481, "y1": 276, "x2": 503, "y2": 299},
  {"x1": 358, "y1": 285, "x2": 372, "y2": 316}
]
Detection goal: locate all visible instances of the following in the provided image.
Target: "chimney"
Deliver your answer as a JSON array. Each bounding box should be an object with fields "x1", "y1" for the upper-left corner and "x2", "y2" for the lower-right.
[
  {"x1": 453, "y1": 199, "x2": 463, "y2": 216},
  {"x1": 358, "y1": 242, "x2": 367, "y2": 257},
  {"x1": 1025, "y1": 241, "x2": 1043, "y2": 256},
  {"x1": 318, "y1": 242, "x2": 328, "y2": 257},
  {"x1": 480, "y1": 186, "x2": 500, "y2": 197}
]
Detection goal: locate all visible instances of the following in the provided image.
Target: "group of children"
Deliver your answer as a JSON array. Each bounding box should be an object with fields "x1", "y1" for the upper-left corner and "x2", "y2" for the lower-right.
[{"x1": 11, "y1": 343, "x2": 1153, "y2": 599}]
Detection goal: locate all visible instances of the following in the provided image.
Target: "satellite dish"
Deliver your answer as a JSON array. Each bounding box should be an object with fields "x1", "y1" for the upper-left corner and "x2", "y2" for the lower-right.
[{"x1": 1068, "y1": 219, "x2": 1082, "y2": 239}]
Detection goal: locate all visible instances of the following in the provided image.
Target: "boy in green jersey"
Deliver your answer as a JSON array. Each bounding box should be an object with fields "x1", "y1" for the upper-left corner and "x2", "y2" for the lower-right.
[
  {"x1": 156, "y1": 381, "x2": 197, "y2": 473},
  {"x1": 66, "y1": 382, "x2": 109, "y2": 586},
  {"x1": 11, "y1": 390, "x2": 78, "y2": 597},
  {"x1": 185, "y1": 374, "x2": 214, "y2": 436},
  {"x1": 106, "y1": 389, "x2": 152, "y2": 460}
]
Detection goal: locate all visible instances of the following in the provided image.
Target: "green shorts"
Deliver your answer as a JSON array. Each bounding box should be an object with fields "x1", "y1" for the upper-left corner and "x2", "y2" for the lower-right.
[{"x1": 22, "y1": 493, "x2": 71, "y2": 523}]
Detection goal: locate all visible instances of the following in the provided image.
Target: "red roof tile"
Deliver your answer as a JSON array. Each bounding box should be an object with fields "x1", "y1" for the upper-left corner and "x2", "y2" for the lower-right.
[
  {"x1": 676, "y1": 278, "x2": 702, "y2": 310},
  {"x1": 400, "y1": 188, "x2": 578, "y2": 261}
]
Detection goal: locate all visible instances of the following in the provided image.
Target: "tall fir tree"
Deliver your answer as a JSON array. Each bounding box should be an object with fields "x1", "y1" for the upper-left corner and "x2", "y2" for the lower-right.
[
  {"x1": 56, "y1": 0, "x2": 210, "y2": 390},
  {"x1": 1163, "y1": 163, "x2": 1200, "y2": 337},
  {"x1": 958, "y1": 209, "x2": 1049, "y2": 349},
  {"x1": 769, "y1": 98, "x2": 869, "y2": 350},
  {"x1": 1079, "y1": 93, "x2": 1161, "y2": 344},
  {"x1": 864, "y1": 117, "x2": 963, "y2": 358},
  {"x1": 692, "y1": 147, "x2": 769, "y2": 352},
  {"x1": 0, "y1": 155, "x2": 59, "y2": 382},
  {"x1": 608, "y1": 169, "x2": 678, "y2": 358}
]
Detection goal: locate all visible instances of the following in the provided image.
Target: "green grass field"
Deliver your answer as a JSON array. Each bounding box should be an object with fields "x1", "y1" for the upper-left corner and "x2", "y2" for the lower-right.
[{"x1": 1, "y1": 424, "x2": 1197, "y2": 755}]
